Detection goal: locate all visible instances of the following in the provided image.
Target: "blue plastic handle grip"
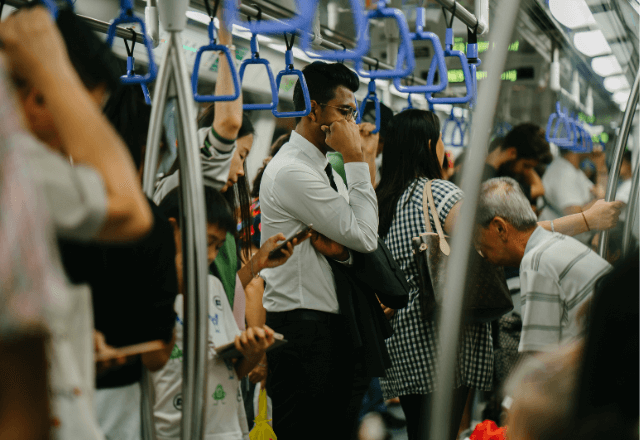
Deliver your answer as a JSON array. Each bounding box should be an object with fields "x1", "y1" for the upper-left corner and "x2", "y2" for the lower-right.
[
  {"x1": 393, "y1": 8, "x2": 447, "y2": 94},
  {"x1": 466, "y1": 42, "x2": 481, "y2": 108},
  {"x1": 106, "y1": 4, "x2": 157, "y2": 85},
  {"x1": 192, "y1": 21, "x2": 241, "y2": 103},
  {"x1": 141, "y1": 83, "x2": 151, "y2": 105},
  {"x1": 299, "y1": 0, "x2": 370, "y2": 60},
  {"x1": 356, "y1": 80, "x2": 381, "y2": 134},
  {"x1": 546, "y1": 102, "x2": 576, "y2": 148},
  {"x1": 443, "y1": 111, "x2": 464, "y2": 147},
  {"x1": 239, "y1": 58, "x2": 278, "y2": 111},
  {"x1": 402, "y1": 94, "x2": 414, "y2": 111},
  {"x1": 426, "y1": 29, "x2": 473, "y2": 105},
  {"x1": 224, "y1": 0, "x2": 312, "y2": 35},
  {"x1": 354, "y1": 2, "x2": 415, "y2": 79},
  {"x1": 272, "y1": 50, "x2": 310, "y2": 118}
]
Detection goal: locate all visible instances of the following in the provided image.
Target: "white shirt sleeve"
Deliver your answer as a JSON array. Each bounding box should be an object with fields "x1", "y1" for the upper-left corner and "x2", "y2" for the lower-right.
[
  {"x1": 153, "y1": 127, "x2": 236, "y2": 203},
  {"x1": 18, "y1": 133, "x2": 107, "y2": 241},
  {"x1": 271, "y1": 161, "x2": 378, "y2": 253}
]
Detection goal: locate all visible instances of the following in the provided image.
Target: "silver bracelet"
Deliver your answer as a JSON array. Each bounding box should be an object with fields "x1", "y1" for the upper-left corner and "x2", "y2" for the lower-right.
[{"x1": 550, "y1": 220, "x2": 555, "y2": 233}]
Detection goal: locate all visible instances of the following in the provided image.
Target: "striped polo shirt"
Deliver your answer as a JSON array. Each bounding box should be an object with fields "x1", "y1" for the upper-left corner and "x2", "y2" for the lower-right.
[{"x1": 518, "y1": 227, "x2": 612, "y2": 353}]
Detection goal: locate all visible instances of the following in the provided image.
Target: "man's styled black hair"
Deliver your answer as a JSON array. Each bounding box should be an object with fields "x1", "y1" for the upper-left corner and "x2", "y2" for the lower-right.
[
  {"x1": 293, "y1": 61, "x2": 359, "y2": 123},
  {"x1": 158, "y1": 185, "x2": 236, "y2": 234},
  {"x1": 503, "y1": 123, "x2": 552, "y2": 164},
  {"x1": 55, "y1": 8, "x2": 121, "y2": 92}
]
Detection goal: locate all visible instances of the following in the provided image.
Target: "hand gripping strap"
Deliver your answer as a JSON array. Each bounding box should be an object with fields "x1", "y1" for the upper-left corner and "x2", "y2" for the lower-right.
[{"x1": 192, "y1": 20, "x2": 241, "y2": 103}]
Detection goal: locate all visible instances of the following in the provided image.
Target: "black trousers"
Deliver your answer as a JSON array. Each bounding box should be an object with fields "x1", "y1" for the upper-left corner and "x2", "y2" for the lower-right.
[
  {"x1": 399, "y1": 386, "x2": 471, "y2": 440},
  {"x1": 266, "y1": 311, "x2": 369, "y2": 440}
]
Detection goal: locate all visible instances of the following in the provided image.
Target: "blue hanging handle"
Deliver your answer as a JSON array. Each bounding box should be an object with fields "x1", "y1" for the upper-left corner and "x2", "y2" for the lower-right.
[
  {"x1": 546, "y1": 102, "x2": 576, "y2": 148},
  {"x1": 240, "y1": 33, "x2": 278, "y2": 111},
  {"x1": 192, "y1": 18, "x2": 241, "y2": 102},
  {"x1": 493, "y1": 121, "x2": 512, "y2": 137},
  {"x1": 466, "y1": 27, "x2": 481, "y2": 108},
  {"x1": 39, "y1": 0, "x2": 74, "y2": 18},
  {"x1": 356, "y1": 79, "x2": 381, "y2": 134},
  {"x1": 272, "y1": 34, "x2": 311, "y2": 118},
  {"x1": 224, "y1": 0, "x2": 312, "y2": 35},
  {"x1": 402, "y1": 94, "x2": 414, "y2": 111},
  {"x1": 354, "y1": 0, "x2": 415, "y2": 79},
  {"x1": 300, "y1": 0, "x2": 370, "y2": 60},
  {"x1": 425, "y1": 7, "x2": 473, "y2": 105},
  {"x1": 106, "y1": 0, "x2": 157, "y2": 85},
  {"x1": 442, "y1": 109, "x2": 465, "y2": 147},
  {"x1": 393, "y1": 6, "x2": 447, "y2": 94},
  {"x1": 141, "y1": 83, "x2": 151, "y2": 105}
]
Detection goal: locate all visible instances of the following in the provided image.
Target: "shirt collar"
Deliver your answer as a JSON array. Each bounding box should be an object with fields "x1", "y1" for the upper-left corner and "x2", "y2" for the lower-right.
[
  {"x1": 524, "y1": 226, "x2": 553, "y2": 256},
  {"x1": 289, "y1": 131, "x2": 328, "y2": 170}
]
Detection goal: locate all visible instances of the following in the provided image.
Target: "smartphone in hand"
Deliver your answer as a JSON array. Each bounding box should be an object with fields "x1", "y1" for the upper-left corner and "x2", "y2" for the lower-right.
[{"x1": 268, "y1": 224, "x2": 313, "y2": 259}]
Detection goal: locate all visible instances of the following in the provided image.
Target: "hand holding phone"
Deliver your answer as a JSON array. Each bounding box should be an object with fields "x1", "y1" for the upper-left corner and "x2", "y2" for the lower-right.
[{"x1": 268, "y1": 224, "x2": 313, "y2": 259}]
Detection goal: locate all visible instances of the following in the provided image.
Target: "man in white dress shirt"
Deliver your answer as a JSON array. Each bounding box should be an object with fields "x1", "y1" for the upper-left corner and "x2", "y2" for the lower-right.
[{"x1": 259, "y1": 62, "x2": 378, "y2": 439}]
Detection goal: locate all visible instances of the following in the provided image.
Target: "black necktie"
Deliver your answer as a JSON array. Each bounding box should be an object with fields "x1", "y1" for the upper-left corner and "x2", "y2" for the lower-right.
[{"x1": 325, "y1": 164, "x2": 338, "y2": 192}]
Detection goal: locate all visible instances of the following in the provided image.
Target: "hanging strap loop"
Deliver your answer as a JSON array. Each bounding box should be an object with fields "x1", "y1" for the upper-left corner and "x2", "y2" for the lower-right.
[{"x1": 442, "y1": 1, "x2": 457, "y2": 29}]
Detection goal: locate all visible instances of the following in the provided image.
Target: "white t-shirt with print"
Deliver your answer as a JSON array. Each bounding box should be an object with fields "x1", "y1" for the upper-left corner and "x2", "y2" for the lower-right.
[{"x1": 152, "y1": 275, "x2": 250, "y2": 440}]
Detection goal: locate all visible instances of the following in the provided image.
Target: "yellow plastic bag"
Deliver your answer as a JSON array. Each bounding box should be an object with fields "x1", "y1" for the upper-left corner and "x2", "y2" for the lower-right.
[{"x1": 249, "y1": 388, "x2": 277, "y2": 440}]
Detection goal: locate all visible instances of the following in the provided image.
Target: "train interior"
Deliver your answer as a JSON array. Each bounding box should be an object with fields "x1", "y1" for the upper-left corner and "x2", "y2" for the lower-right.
[{"x1": 0, "y1": 0, "x2": 638, "y2": 439}]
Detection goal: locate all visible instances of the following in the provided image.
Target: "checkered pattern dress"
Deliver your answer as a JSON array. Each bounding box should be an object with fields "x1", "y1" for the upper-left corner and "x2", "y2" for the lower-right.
[{"x1": 379, "y1": 178, "x2": 494, "y2": 398}]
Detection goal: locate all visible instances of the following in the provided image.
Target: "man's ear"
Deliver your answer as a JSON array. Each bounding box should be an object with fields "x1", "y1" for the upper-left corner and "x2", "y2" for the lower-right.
[
  {"x1": 491, "y1": 217, "x2": 510, "y2": 242},
  {"x1": 308, "y1": 100, "x2": 319, "y2": 123}
]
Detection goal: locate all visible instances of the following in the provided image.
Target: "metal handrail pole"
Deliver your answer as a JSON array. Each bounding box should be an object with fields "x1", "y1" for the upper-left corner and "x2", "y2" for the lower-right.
[
  {"x1": 140, "y1": 369, "x2": 158, "y2": 440},
  {"x1": 426, "y1": 0, "x2": 520, "y2": 438},
  {"x1": 171, "y1": 32, "x2": 210, "y2": 439},
  {"x1": 431, "y1": 0, "x2": 487, "y2": 35},
  {"x1": 169, "y1": 57, "x2": 198, "y2": 440},
  {"x1": 598, "y1": 71, "x2": 640, "y2": 258},
  {"x1": 143, "y1": 41, "x2": 173, "y2": 197},
  {"x1": 622, "y1": 154, "x2": 640, "y2": 257}
]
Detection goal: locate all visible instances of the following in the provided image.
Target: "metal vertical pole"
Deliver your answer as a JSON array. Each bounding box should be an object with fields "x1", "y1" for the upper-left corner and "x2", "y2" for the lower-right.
[
  {"x1": 425, "y1": 0, "x2": 521, "y2": 438},
  {"x1": 622, "y1": 154, "x2": 640, "y2": 257},
  {"x1": 598, "y1": 71, "x2": 640, "y2": 258},
  {"x1": 140, "y1": 34, "x2": 173, "y2": 440},
  {"x1": 170, "y1": 32, "x2": 210, "y2": 439},
  {"x1": 141, "y1": 2, "x2": 209, "y2": 437},
  {"x1": 143, "y1": 41, "x2": 172, "y2": 197}
]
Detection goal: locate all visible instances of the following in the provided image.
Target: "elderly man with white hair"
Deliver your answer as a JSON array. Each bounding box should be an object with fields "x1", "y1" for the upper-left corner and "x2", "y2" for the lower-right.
[{"x1": 474, "y1": 177, "x2": 612, "y2": 354}]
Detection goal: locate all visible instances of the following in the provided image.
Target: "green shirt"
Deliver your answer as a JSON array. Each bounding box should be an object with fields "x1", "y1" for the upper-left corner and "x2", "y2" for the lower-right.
[
  {"x1": 327, "y1": 152, "x2": 348, "y2": 187},
  {"x1": 213, "y1": 232, "x2": 238, "y2": 308}
]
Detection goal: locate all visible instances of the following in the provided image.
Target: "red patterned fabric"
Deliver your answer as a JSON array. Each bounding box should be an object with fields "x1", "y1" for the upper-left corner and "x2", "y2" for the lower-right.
[{"x1": 469, "y1": 420, "x2": 507, "y2": 440}]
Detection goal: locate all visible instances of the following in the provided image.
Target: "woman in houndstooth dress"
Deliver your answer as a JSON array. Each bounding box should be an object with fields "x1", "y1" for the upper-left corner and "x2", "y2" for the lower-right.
[{"x1": 376, "y1": 110, "x2": 493, "y2": 440}]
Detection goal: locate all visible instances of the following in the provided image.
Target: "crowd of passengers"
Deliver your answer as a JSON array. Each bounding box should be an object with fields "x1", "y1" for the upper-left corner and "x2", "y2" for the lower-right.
[{"x1": 0, "y1": 5, "x2": 637, "y2": 440}]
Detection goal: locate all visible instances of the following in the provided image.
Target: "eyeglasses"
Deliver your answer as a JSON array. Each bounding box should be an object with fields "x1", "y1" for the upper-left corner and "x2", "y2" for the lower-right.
[{"x1": 319, "y1": 104, "x2": 358, "y2": 122}]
